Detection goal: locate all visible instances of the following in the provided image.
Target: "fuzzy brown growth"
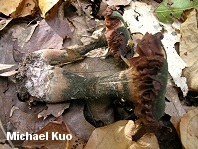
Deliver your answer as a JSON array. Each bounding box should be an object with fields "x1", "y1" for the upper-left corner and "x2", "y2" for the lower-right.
[{"x1": 128, "y1": 32, "x2": 167, "y2": 132}]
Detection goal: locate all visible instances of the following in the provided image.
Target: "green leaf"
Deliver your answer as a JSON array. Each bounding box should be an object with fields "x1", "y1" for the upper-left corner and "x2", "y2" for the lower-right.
[{"x1": 155, "y1": 0, "x2": 198, "y2": 23}]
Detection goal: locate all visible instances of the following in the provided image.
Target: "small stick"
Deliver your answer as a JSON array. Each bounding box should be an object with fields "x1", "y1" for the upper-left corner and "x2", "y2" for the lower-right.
[{"x1": 0, "y1": 119, "x2": 15, "y2": 148}]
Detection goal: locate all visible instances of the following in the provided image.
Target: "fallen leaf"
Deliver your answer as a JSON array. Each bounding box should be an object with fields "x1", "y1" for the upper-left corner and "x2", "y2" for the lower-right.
[
  {"x1": 155, "y1": 0, "x2": 198, "y2": 23},
  {"x1": 20, "y1": 19, "x2": 64, "y2": 53},
  {"x1": 0, "y1": 77, "x2": 15, "y2": 141},
  {"x1": 38, "y1": 103, "x2": 70, "y2": 119},
  {"x1": 84, "y1": 98, "x2": 114, "y2": 126},
  {"x1": 105, "y1": 0, "x2": 131, "y2": 6},
  {"x1": 180, "y1": 9, "x2": 198, "y2": 67},
  {"x1": 11, "y1": 0, "x2": 36, "y2": 18},
  {"x1": 45, "y1": 16, "x2": 72, "y2": 39},
  {"x1": 13, "y1": 22, "x2": 39, "y2": 48},
  {"x1": 162, "y1": 24, "x2": 188, "y2": 96},
  {"x1": 0, "y1": 19, "x2": 12, "y2": 31},
  {"x1": 84, "y1": 120, "x2": 159, "y2": 149},
  {"x1": 0, "y1": 32, "x2": 17, "y2": 64},
  {"x1": 0, "y1": 64, "x2": 15, "y2": 71},
  {"x1": 0, "y1": 0, "x2": 21, "y2": 16},
  {"x1": 180, "y1": 107, "x2": 198, "y2": 149},
  {"x1": 0, "y1": 143, "x2": 18, "y2": 149},
  {"x1": 38, "y1": 0, "x2": 59, "y2": 17},
  {"x1": 22, "y1": 120, "x2": 86, "y2": 149},
  {"x1": 62, "y1": 100, "x2": 95, "y2": 141},
  {"x1": 123, "y1": 0, "x2": 188, "y2": 96},
  {"x1": 0, "y1": 70, "x2": 18, "y2": 77},
  {"x1": 179, "y1": 9, "x2": 198, "y2": 91},
  {"x1": 0, "y1": 95, "x2": 13, "y2": 139},
  {"x1": 9, "y1": 106, "x2": 55, "y2": 134},
  {"x1": 165, "y1": 80, "x2": 186, "y2": 133}
]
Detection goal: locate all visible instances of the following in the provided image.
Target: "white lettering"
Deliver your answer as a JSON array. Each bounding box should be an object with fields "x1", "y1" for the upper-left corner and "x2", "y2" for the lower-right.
[
  {"x1": 20, "y1": 133, "x2": 25, "y2": 140},
  {"x1": 25, "y1": 132, "x2": 32, "y2": 140},
  {"x1": 46, "y1": 132, "x2": 48, "y2": 140},
  {"x1": 52, "y1": 132, "x2": 58, "y2": 140},
  {"x1": 33, "y1": 134, "x2": 39, "y2": 140},
  {"x1": 6, "y1": 132, "x2": 16, "y2": 140},
  {"x1": 7, "y1": 132, "x2": 72, "y2": 141},
  {"x1": 39, "y1": 134, "x2": 45, "y2": 140},
  {"x1": 66, "y1": 134, "x2": 72, "y2": 140},
  {"x1": 16, "y1": 132, "x2": 20, "y2": 140},
  {"x1": 59, "y1": 134, "x2": 64, "y2": 140}
]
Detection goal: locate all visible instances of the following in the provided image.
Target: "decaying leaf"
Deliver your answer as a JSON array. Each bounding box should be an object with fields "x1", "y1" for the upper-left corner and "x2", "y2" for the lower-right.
[
  {"x1": 180, "y1": 107, "x2": 198, "y2": 149},
  {"x1": 105, "y1": 0, "x2": 131, "y2": 6},
  {"x1": 10, "y1": 0, "x2": 36, "y2": 18},
  {"x1": 0, "y1": 64, "x2": 15, "y2": 71},
  {"x1": 62, "y1": 100, "x2": 95, "y2": 141},
  {"x1": 165, "y1": 80, "x2": 186, "y2": 133},
  {"x1": 155, "y1": 0, "x2": 198, "y2": 23},
  {"x1": 180, "y1": 9, "x2": 198, "y2": 67},
  {"x1": 13, "y1": 22, "x2": 39, "y2": 48},
  {"x1": 38, "y1": 103, "x2": 70, "y2": 119},
  {"x1": 45, "y1": 16, "x2": 72, "y2": 39},
  {"x1": 0, "y1": 143, "x2": 17, "y2": 149},
  {"x1": 123, "y1": 0, "x2": 188, "y2": 96},
  {"x1": 180, "y1": 9, "x2": 198, "y2": 92},
  {"x1": 0, "y1": 32, "x2": 17, "y2": 64},
  {"x1": 0, "y1": 19, "x2": 12, "y2": 31},
  {"x1": 84, "y1": 120, "x2": 159, "y2": 149},
  {"x1": 0, "y1": 70, "x2": 18, "y2": 77},
  {"x1": 22, "y1": 120, "x2": 86, "y2": 149},
  {"x1": 9, "y1": 106, "x2": 55, "y2": 134},
  {"x1": 38, "y1": 0, "x2": 59, "y2": 17},
  {"x1": 0, "y1": 0, "x2": 22, "y2": 16},
  {"x1": 19, "y1": 19, "x2": 65, "y2": 53}
]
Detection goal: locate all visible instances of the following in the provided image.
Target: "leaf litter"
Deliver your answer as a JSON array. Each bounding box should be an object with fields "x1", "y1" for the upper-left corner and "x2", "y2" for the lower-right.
[{"x1": 0, "y1": 0, "x2": 198, "y2": 149}]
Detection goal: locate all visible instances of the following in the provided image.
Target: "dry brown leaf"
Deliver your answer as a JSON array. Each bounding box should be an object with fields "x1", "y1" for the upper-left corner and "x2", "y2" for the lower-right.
[
  {"x1": 11, "y1": 0, "x2": 36, "y2": 18},
  {"x1": 13, "y1": 22, "x2": 39, "y2": 48},
  {"x1": 179, "y1": 9, "x2": 198, "y2": 91},
  {"x1": 9, "y1": 107, "x2": 55, "y2": 134},
  {"x1": 62, "y1": 100, "x2": 95, "y2": 141},
  {"x1": 38, "y1": 103, "x2": 70, "y2": 119},
  {"x1": 0, "y1": 95, "x2": 13, "y2": 140},
  {"x1": 165, "y1": 80, "x2": 186, "y2": 133},
  {"x1": 0, "y1": 143, "x2": 18, "y2": 149},
  {"x1": 84, "y1": 120, "x2": 159, "y2": 149},
  {"x1": 38, "y1": 0, "x2": 59, "y2": 17},
  {"x1": 180, "y1": 107, "x2": 198, "y2": 149},
  {"x1": 22, "y1": 120, "x2": 86, "y2": 149},
  {"x1": 105, "y1": 0, "x2": 131, "y2": 6},
  {"x1": 21, "y1": 19, "x2": 64, "y2": 53},
  {"x1": 180, "y1": 9, "x2": 198, "y2": 67},
  {"x1": 45, "y1": 17, "x2": 72, "y2": 39},
  {"x1": 0, "y1": 0, "x2": 22, "y2": 16},
  {"x1": 0, "y1": 33, "x2": 17, "y2": 64}
]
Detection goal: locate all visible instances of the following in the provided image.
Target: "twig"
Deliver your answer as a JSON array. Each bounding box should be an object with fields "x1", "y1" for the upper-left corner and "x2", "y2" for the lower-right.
[{"x1": 0, "y1": 119, "x2": 15, "y2": 148}]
